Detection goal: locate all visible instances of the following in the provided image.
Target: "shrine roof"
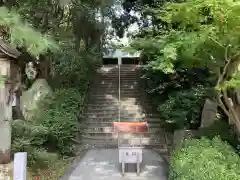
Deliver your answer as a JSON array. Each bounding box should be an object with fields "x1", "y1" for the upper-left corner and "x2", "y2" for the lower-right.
[{"x1": 0, "y1": 39, "x2": 21, "y2": 59}]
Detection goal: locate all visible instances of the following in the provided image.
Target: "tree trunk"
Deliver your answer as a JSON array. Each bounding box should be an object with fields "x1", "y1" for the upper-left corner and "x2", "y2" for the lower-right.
[{"x1": 219, "y1": 91, "x2": 240, "y2": 136}]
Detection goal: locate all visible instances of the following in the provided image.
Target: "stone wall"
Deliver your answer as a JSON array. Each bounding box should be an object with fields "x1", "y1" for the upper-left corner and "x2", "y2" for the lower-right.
[{"x1": 173, "y1": 129, "x2": 198, "y2": 150}]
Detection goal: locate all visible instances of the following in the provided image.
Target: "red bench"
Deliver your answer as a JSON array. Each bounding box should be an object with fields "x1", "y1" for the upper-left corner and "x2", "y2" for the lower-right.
[{"x1": 113, "y1": 122, "x2": 148, "y2": 133}]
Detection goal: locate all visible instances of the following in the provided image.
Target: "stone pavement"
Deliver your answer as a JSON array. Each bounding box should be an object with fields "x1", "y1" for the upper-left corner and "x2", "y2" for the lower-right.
[{"x1": 60, "y1": 149, "x2": 168, "y2": 180}]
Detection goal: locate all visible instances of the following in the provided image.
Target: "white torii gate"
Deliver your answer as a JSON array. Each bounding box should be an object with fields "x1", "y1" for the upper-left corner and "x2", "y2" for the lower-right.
[{"x1": 103, "y1": 49, "x2": 141, "y2": 65}]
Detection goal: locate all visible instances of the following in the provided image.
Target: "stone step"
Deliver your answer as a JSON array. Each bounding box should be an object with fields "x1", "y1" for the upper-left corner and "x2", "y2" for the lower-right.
[
  {"x1": 119, "y1": 65, "x2": 140, "y2": 67},
  {"x1": 86, "y1": 106, "x2": 141, "y2": 110},
  {"x1": 84, "y1": 117, "x2": 161, "y2": 122},
  {"x1": 86, "y1": 108, "x2": 155, "y2": 114},
  {"x1": 87, "y1": 100, "x2": 154, "y2": 105},
  {"x1": 98, "y1": 72, "x2": 139, "y2": 75},
  {"x1": 84, "y1": 113, "x2": 142, "y2": 118},
  {"x1": 90, "y1": 86, "x2": 141, "y2": 90},
  {"x1": 91, "y1": 86, "x2": 140, "y2": 90},
  {"x1": 99, "y1": 67, "x2": 140, "y2": 71},
  {"x1": 85, "y1": 111, "x2": 142, "y2": 116},
  {"x1": 147, "y1": 118, "x2": 162, "y2": 123},
  {"x1": 103, "y1": 75, "x2": 138, "y2": 77},
  {"x1": 89, "y1": 94, "x2": 146, "y2": 99},
  {"x1": 89, "y1": 98, "x2": 135, "y2": 102},
  {"x1": 95, "y1": 79, "x2": 139, "y2": 82},
  {"x1": 98, "y1": 70, "x2": 139, "y2": 73},
  {"x1": 98, "y1": 72, "x2": 139, "y2": 74},
  {"x1": 84, "y1": 115, "x2": 143, "y2": 120},
  {"x1": 90, "y1": 90, "x2": 141, "y2": 93},
  {"x1": 90, "y1": 90, "x2": 141, "y2": 94},
  {"x1": 85, "y1": 117, "x2": 144, "y2": 122},
  {"x1": 91, "y1": 98, "x2": 141, "y2": 102},
  {"x1": 86, "y1": 109, "x2": 140, "y2": 113},
  {"x1": 90, "y1": 88, "x2": 142, "y2": 91},
  {"x1": 85, "y1": 110, "x2": 141, "y2": 115},
  {"x1": 83, "y1": 120, "x2": 162, "y2": 126},
  {"x1": 82, "y1": 133, "x2": 165, "y2": 143},
  {"x1": 88, "y1": 100, "x2": 146, "y2": 107},
  {"x1": 86, "y1": 104, "x2": 156, "y2": 110},
  {"x1": 97, "y1": 76, "x2": 139, "y2": 79},
  {"x1": 90, "y1": 102, "x2": 134, "y2": 106},
  {"x1": 120, "y1": 69, "x2": 140, "y2": 71},
  {"x1": 82, "y1": 130, "x2": 160, "y2": 136},
  {"x1": 85, "y1": 107, "x2": 157, "y2": 114},
  {"x1": 81, "y1": 138, "x2": 168, "y2": 151},
  {"x1": 89, "y1": 97, "x2": 150, "y2": 101},
  {"x1": 86, "y1": 103, "x2": 138, "y2": 107},
  {"x1": 91, "y1": 85, "x2": 140, "y2": 89},
  {"x1": 82, "y1": 142, "x2": 168, "y2": 152},
  {"x1": 84, "y1": 112, "x2": 159, "y2": 117},
  {"x1": 82, "y1": 129, "x2": 165, "y2": 136},
  {"x1": 100, "y1": 67, "x2": 139, "y2": 70},
  {"x1": 86, "y1": 103, "x2": 155, "y2": 108},
  {"x1": 89, "y1": 94, "x2": 146, "y2": 98},
  {"x1": 100, "y1": 66, "x2": 137, "y2": 68},
  {"x1": 92, "y1": 82, "x2": 139, "y2": 85},
  {"x1": 81, "y1": 122, "x2": 163, "y2": 128},
  {"x1": 84, "y1": 111, "x2": 159, "y2": 117},
  {"x1": 91, "y1": 87, "x2": 143, "y2": 91},
  {"x1": 86, "y1": 101, "x2": 142, "y2": 105},
  {"x1": 90, "y1": 93, "x2": 145, "y2": 95}
]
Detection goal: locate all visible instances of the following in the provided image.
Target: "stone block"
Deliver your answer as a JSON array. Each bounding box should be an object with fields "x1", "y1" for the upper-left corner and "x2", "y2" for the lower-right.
[{"x1": 200, "y1": 98, "x2": 217, "y2": 128}]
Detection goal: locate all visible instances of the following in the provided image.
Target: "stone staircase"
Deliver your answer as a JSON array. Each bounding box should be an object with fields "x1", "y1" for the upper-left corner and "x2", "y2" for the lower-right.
[{"x1": 81, "y1": 65, "x2": 171, "y2": 155}]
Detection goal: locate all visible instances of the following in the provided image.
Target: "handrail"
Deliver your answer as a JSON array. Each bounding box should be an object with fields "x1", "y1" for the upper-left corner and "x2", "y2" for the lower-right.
[
  {"x1": 118, "y1": 64, "x2": 120, "y2": 123},
  {"x1": 118, "y1": 62, "x2": 121, "y2": 147}
]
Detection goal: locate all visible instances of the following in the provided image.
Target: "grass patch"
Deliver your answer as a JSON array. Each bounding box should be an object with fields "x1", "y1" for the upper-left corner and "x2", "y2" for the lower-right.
[{"x1": 6, "y1": 158, "x2": 72, "y2": 180}]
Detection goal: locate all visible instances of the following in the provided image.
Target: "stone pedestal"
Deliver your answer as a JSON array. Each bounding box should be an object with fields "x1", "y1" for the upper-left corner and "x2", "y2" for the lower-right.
[{"x1": 0, "y1": 121, "x2": 11, "y2": 164}]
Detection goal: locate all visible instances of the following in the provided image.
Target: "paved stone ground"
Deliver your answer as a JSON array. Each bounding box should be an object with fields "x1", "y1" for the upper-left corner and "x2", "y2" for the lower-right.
[{"x1": 60, "y1": 149, "x2": 168, "y2": 180}]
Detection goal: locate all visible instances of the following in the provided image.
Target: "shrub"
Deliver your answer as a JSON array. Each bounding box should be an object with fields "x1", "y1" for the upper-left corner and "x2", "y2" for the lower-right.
[
  {"x1": 12, "y1": 120, "x2": 58, "y2": 166},
  {"x1": 197, "y1": 120, "x2": 239, "y2": 149},
  {"x1": 12, "y1": 87, "x2": 88, "y2": 166},
  {"x1": 158, "y1": 85, "x2": 213, "y2": 130},
  {"x1": 35, "y1": 88, "x2": 86, "y2": 155},
  {"x1": 169, "y1": 137, "x2": 240, "y2": 180}
]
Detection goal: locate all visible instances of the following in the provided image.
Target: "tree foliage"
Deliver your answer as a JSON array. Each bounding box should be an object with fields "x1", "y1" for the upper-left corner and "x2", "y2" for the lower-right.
[
  {"x1": 1, "y1": 0, "x2": 115, "y2": 172},
  {"x1": 158, "y1": 85, "x2": 213, "y2": 130},
  {"x1": 0, "y1": 6, "x2": 57, "y2": 57},
  {"x1": 128, "y1": 0, "x2": 240, "y2": 133}
]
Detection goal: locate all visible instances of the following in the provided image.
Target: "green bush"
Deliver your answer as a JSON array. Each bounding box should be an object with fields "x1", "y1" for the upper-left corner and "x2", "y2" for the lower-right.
[
  {"x1": 169, "y1": 137, "x2": 240, "y2": 180},
  {"x1": 12, "y1": 87, "x2": 88, "y2": 167},
  {"x1": 35, "y1": 88, "x2": 86, "y2": 155},
  {"x1": 158, "y1": 85, "x2": 213, "y2": 130},
  {"x1": 12, "y1": 120, "x2": 58, "y2": 166},
  {"x1": 197, "y1": 120, "x2": 239, "y2": 149}
]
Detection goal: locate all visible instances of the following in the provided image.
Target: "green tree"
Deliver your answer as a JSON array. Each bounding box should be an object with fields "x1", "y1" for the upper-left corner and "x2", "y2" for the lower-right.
[
  {"x1": 129, "y1": 0, "x2": 240, "y2": 133},
  {"x1": 0, "y1": 6, "x2": 57, "y2": 57}
]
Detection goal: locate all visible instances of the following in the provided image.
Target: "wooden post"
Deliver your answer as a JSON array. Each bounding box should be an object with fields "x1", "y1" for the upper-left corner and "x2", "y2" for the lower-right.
[{"x1": 0, "y1": 60, "x2": 12, "y2": 164}]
